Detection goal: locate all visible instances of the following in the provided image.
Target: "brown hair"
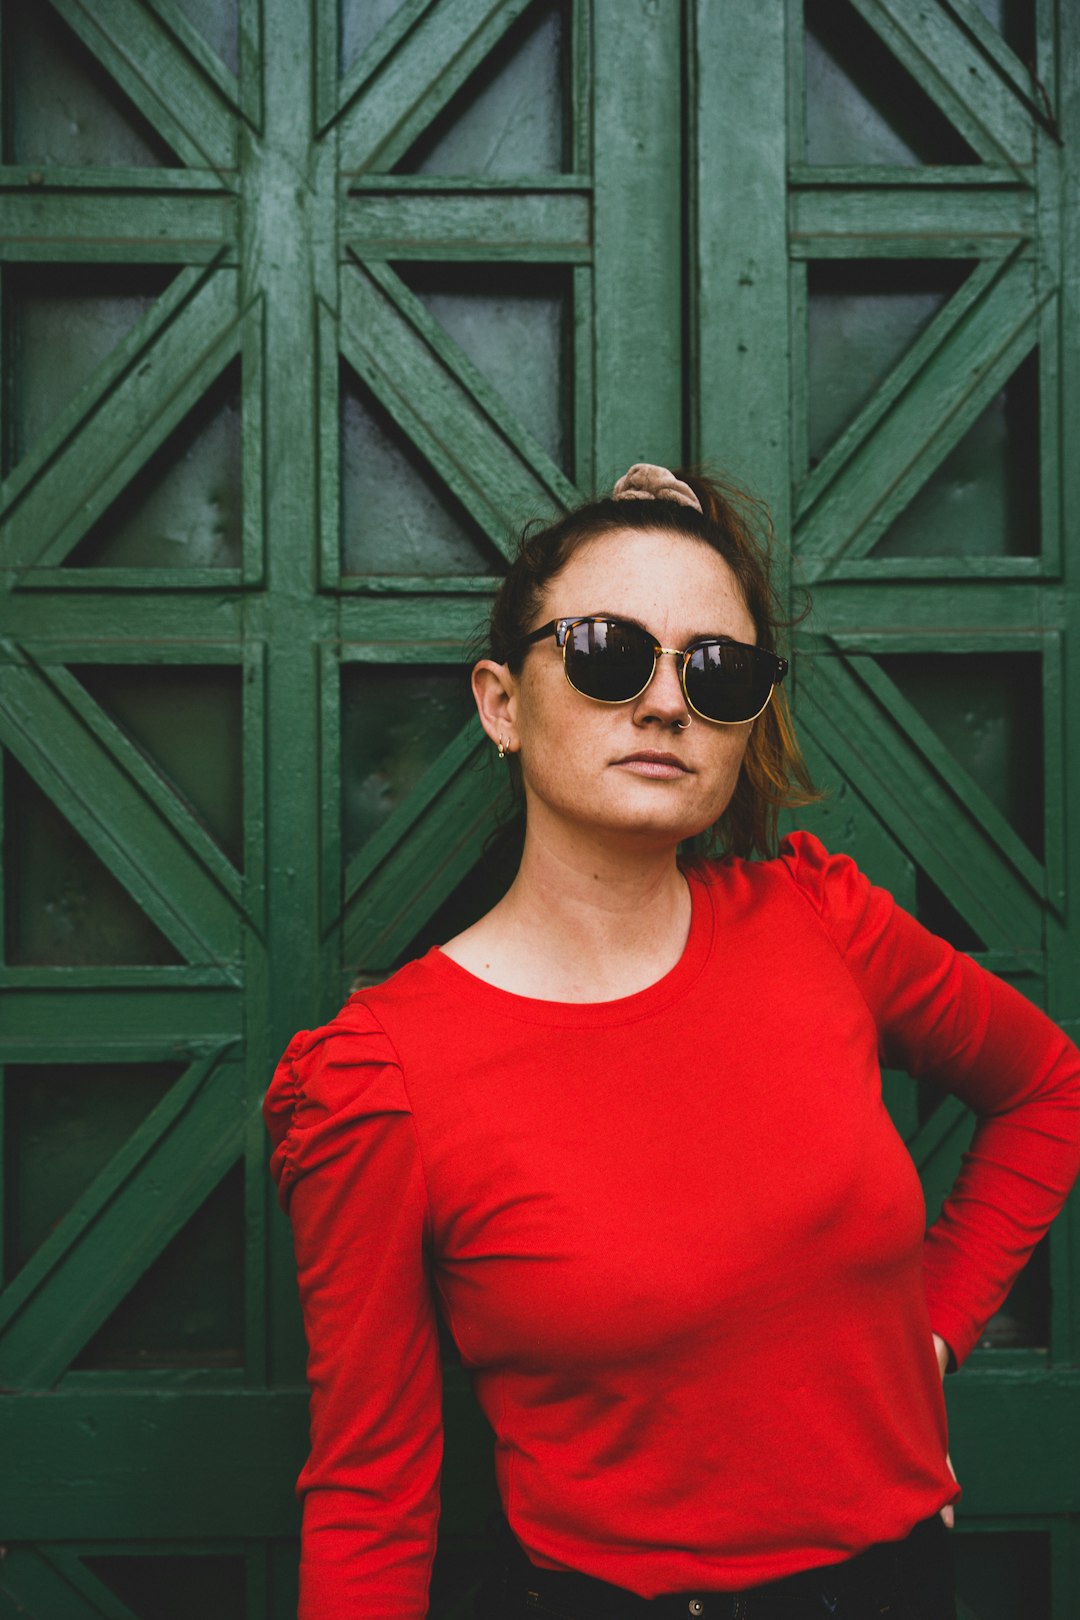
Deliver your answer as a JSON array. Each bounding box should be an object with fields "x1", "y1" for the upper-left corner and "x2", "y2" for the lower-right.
[{"x1": 484, "y1": 468, "x2": 819, "y2": 860}]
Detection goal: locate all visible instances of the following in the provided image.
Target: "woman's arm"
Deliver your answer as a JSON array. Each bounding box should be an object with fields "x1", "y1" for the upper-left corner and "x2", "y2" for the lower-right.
[
  {"x1": 785, "y1": 832, "x2": 1080, "y2": 1366},
  {"x1": 265, "y1": 1009, "x2": 442, "y2": 1620}
]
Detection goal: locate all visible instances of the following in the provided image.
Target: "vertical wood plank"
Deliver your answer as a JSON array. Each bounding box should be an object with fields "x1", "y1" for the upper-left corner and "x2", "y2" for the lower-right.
[
  {"x1": 1045, "y1": 0, "x2": 1080, "y2": 1399},
  {"x1": 240, "y1": 0, "x2": 339, "y2": 1394},
  {"x1": 239, "y1": 0, "x2": 264, "y2": 131},
  {"x1": 572, "y1": 264, "x2": 594, "y2": 492},
  {"x1": 241, "y1": 297, "x2": 265, "y2": 585},
  {"x1": 691, "y1": 0, "x2": 791, "y2": 553},
  {"x1": 569, "y1": 0, "x2": 591, "y2": 176},
  {"x1": 1050, "y1": 1513, "x2": 1080, "y2": 1620},
  {"x1": 243, "y1": 639, "x2": 269, "y2": 1393},
  {"x1": 591, "y1": 0, "x2": 683, "y2": 481}
]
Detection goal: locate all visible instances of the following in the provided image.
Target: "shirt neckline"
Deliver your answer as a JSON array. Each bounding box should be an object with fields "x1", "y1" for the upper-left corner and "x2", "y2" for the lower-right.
[{"x1": 423, "y1": 867, "x2": 717, "y2": 1028}]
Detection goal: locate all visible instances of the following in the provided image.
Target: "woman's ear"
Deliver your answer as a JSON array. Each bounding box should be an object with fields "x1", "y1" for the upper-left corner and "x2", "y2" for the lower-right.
[{"x1": 472, "y1": 659, "x2": 517, "y2": 752}]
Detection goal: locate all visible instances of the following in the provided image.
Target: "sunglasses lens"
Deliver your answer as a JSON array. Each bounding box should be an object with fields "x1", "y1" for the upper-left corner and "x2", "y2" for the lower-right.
[
  {"x1": 564, "y1": 619, "x2": 654, "y2": 701},
  {"x1": 686, "y1": 642, "x2": 774, "y2": 723}
]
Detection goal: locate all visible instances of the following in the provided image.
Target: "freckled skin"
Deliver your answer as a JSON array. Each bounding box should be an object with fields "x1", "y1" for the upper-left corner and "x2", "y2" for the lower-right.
[{"x1": 498, "y1": 528, "x2": 757, "y2": 859}]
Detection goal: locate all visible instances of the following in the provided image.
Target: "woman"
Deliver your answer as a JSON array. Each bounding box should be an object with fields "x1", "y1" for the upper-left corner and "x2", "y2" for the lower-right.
[{"x1": 264, "y1": 465, "x2": 1080, "y2": 1620}]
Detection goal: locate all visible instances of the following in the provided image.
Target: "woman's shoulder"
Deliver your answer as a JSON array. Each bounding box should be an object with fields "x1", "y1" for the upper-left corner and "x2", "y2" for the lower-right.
[
  {"x1": 695, "y1": 829, "x2": 867, "y2": 906},
  {"x1": 263, "y1": 996, "x2": 411, "y2": 1206},
  {"x1": 692, "y1": 830, "x2": 887, "y2": 953}
]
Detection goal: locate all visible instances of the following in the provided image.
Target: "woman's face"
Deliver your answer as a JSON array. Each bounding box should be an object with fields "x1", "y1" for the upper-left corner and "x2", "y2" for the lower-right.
[{"x1": 495, "y1": 527, "x2": 758, "y2": 854}]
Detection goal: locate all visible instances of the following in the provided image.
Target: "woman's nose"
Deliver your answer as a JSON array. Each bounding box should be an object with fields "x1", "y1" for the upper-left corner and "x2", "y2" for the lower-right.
[{"x1": 634, "y1": 650, "x2": 690, "y2": 725}]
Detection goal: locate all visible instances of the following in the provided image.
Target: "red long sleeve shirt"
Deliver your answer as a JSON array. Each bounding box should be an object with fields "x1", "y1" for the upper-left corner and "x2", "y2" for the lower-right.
[{"x1": 264, "y1": 832, "x2": 1080, "y2": 1619}]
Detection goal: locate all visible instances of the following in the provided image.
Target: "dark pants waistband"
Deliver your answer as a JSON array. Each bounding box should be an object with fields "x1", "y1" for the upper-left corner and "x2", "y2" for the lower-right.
[{"x1": 475, "y1": 1511, "x2": 956, "y2": 1620}]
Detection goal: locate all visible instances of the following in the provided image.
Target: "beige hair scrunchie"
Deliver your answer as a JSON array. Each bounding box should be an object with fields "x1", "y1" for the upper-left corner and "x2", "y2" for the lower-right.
[{"x1": 611, "y1": 462, "x2": 703, "y2": 514}]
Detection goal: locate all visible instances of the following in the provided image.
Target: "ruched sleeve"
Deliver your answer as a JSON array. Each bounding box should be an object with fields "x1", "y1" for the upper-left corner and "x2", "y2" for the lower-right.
[
  {"x1": 264, "y1": 1001, "x2": 441, "y2": 1620},
  {"x1": 781, "y1": 830, "x2": 1080, "y2": 1366}
]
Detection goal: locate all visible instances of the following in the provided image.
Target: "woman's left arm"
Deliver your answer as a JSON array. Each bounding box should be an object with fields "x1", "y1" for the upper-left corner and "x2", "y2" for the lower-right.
[
  {"x1": 820, "y1": 847, "x2": 1080, "y2": 1368},
  {"x1": 785, "y1": 833, "x2": 1080, "y2": 1370}
]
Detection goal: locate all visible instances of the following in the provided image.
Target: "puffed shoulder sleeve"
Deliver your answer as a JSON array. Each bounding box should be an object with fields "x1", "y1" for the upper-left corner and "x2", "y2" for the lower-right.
[
  {"x1": 780, "y1": 829, "x2": 1080, "y2": 1365},
  {"x1": 264, "y1": 1001, "x2": 441, "y2": 1620}
]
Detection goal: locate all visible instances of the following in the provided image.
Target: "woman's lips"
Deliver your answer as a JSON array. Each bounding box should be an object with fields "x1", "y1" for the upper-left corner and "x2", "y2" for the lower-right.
[{"x1": 611, "y1": 752, "x2": 691, "y2": 779}]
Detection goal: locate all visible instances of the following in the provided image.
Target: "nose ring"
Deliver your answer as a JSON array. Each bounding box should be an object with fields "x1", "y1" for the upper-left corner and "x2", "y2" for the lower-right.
[{"x1": 675, "y1": 717, "x2": 692, "y2": 731}]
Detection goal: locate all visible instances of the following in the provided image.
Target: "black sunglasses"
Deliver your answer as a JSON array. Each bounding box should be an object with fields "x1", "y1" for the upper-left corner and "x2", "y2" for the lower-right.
[{"x1": 511, "y1": 615, "x2": 788, "y2": 725}]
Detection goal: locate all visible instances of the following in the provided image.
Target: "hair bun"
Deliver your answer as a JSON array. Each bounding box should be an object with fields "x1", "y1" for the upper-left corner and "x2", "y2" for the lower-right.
[{"x1": 611, "y1": 463, "x2": 703, "y2": 514}]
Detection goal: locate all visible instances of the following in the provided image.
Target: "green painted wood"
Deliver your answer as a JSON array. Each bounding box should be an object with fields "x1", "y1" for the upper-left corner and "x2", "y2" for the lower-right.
[
  {"x1": 842, "y1": 654, "x2": 1046, "y2": 900},
  {"x1": 789, "y1": 182, "x2": 1035, "y2": 254},
  {"x1": 0, "y1": 264, "x2": 220, "y2": 516},
  {"x1": 1047, "y1": 0, "x2": 1080, "y2": 1476},
  {"x1": 241, "y1": 4, "x2": 338, "y2": 1432},
  {"x1": 1049, "y1": 1516, "x2": 1080, "y2": 1620},
  {"x1": 0, "y1": 996, "x2": 241, "y2": 1054},
  {"x1": 592, "y1": 0, "x2": 682, "y2": 477},
  {"x1": 2, "y1": 267, "x2": 243, "y2": 573},
  {"x1": 236, "y1": 0, "x2": 263, "y2": 131},
  {"x1": 791, "y1": 165, "x2": 1034, "y2": 188},
  {"x1": 329, "y1": 0, "x2": 440, "y2": 137},
  {"x1": 0, "y1": 2, "x2": 1076, "y2": 1612},
  {"x1": 51, "y1": 0, "x2": 239, "y2": 172},
  {"x1": 0, "y1": 659, "x2": 244, "y2": 968},
  {"x1": 341, "y1": 184, "x2": 591, "y2": 262},
  {"x1": 0, "y1": 1391, "x2": 306, "y2": 1539},
  {"x1": 0, "y1": 1380, "x2": 499, "y2": 1537},
  {"x1": 691, "y1": 0, "x2": 790, "y2": 531},
  {"x1": 940, "y1": 0, "x2": 1047, "y2": 117},
  {"x1": 0, "y1": 185, "x2": 236, "y2": 262},
  {"x1": 0, "y1": 1546, "x2": 138, "y2": 1620},
  {"x1": 337, "y1": 0, "x2": 536, "y2": 173},
  {"x1": 0, "y1": 166, "x2": 233, "y2": 190},
  {"x1": 0, "y1": 1369, "x2": 1071, "y2": 1537},
  {"x1": 339, "y1": 259, "x2": 576, "y2": 551},
  {"x1": 798, "y1": 654, "x2": 1043, "y2": 954},
  {"x1": 342, "y1": 717, "x2": 494, "y2": 976},
  {"x1": 795, "y1": 253, "x2": 1027, "y2": 511},
  {"x1": 848, "y1": 0, "x2": 1034, "y2": 167},
  {"x1": 0, "y1": 598, "x2": 245, "y2": 640},
  {"x1": 795, "y1": 254, "x2": 1016, "y2": 527},
  {"x1": 796, "y1": 254, "x2": 1044, "y2": 568},
  {"x1": 13, "y1": 567, "x2": 245, "y2": 591},
  {"x1": 313, "y1": 0, "x2": 340, "y2": 134},
  {"x1": 0, "y1": 1049, "x2": 243, "y2": 1386},
  {"x1": 26, "y1": 658, "x2": 244, "y2": 905},
  {"x1": 141, "y1": 0, "x2": 244, "y2": 117}
]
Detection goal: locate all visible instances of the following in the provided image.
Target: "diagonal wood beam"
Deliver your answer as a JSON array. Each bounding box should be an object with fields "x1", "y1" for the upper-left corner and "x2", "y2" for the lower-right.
[
  {"x1": 50, "y1": 0, "x2": 239, "y2": 172},
  {"x1": 0, "y1": 1047, "x2": 244, "y2": 1388},
  {"x1": 140, "y1": 0, "x2": 248, "y2": 126},
  {"x1": 336, "y1": 0, "x2": 536, "y2": 172},
  {"x1": 796, "y1": 252, "x2": 1048, "y2": 571},
  {"x1": 342, "y1": 715, "x2": 496, "y2": 977},
  {"x1": 0, "y1": 652, "x2": 245, "y2": 971},
  {"x1": 0, "y1": 1545, "x2": 139, "y2": 1620},
  {"x1": 322, "y1": 0, "x2": 438, "y2": 133},
  {"x1": 849, "y1": 0, "x2": 1034, "y2": 169},
  {"x1": 799, "y1": 651, "x2": 1044, "y2": 953},
  {"x1": 0, "y1": 267, "x2": 244, "y2": 574},
  {"x1": 339, "y1": 260, "x2": 578, "y2": 555}
]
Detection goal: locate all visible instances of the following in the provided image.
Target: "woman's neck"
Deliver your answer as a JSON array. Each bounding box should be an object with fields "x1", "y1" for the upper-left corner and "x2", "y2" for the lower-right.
[{"x1": 441, "y1": 826, "x2": 693, "y2": 1003}]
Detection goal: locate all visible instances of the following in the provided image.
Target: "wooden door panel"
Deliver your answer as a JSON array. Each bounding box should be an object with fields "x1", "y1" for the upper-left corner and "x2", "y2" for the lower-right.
[{"x1": 1, "y1": 1, "x2": 1077, "y2": 1617}]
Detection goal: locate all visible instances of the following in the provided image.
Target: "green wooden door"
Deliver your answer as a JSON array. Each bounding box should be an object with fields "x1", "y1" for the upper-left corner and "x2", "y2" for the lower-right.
[
  {"x1": 0, "y1": 3, "x2": 1076, "y2": 1619},
  {"x1": 692, "y1": 3, "x2": 1080, "y2": 1614}
]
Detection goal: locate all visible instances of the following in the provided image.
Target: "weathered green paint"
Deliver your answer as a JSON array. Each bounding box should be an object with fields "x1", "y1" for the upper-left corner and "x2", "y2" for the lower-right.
[{"x1": 0, "y1": 2, "x2": 1077, "y2": 1617}]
